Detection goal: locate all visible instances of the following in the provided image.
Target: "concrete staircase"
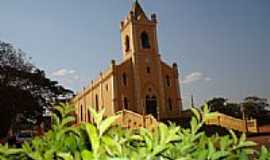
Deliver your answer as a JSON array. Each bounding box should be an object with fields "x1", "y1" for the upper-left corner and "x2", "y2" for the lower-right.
[{"x1": 115, "y1": 109, "x2": 158, "y2": 131}]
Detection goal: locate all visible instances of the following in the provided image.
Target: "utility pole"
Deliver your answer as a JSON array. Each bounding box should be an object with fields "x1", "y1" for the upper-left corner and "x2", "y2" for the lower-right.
[
  {"x1": 191, "y1": 94, "x2": 194, "y2": 108},
  {"x1": 240, "y1": 103, "x2": 248, "y2": 132}
]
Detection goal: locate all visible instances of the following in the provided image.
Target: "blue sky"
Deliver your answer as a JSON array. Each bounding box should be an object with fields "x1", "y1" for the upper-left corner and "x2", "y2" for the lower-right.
[{"x1": 0, "y1": 0, "x2": 269, "y2": 109}]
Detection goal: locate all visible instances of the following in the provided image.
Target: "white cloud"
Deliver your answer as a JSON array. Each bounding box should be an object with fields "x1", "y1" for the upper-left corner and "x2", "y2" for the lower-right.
[
  {"x1": 182, "y1": 72, "x2": 211, "y2": 84},
  {"x1": 50, "y1": 68, "x2": 80, "y2": 90},
  {"x1": 68, "y1": 70, "x2": 76, "y2": 74},
  {"x1": 51, "y1": 68, "x2": 76, "y2": 77},
  {"x1": 51, "y1": 69, "x2": 68, "y2": 77}
]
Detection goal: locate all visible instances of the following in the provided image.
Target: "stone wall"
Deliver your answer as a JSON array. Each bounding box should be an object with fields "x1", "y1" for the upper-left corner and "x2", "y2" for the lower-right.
[
  {"x1": 205, "y1": 113, "x2": 258, "y2": 133},
  {"x1": 115, "y1": 109, "x2": 158, "y2": 130}
]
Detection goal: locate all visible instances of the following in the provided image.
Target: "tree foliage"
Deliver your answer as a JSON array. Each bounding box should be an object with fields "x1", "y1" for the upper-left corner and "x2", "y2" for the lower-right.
[
  {"x1": 206, "y1": 97, "x2": 269, "y2": 120},
  {"x1": 242, "y1": 96, "x2": 269, "y2": 118},
  {"x1": 0, "y1": 41, "x2": 73, "y2": 137},
  {"x1": 0, "y1": 103, "x2": 269, "y2": 160},
  {"x1": 206, "y1": 97, "x2": 242, "y2": 118}
]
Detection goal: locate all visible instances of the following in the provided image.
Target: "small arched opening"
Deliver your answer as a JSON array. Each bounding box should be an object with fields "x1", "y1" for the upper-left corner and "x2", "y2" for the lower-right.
[
  {"x1": 122, "y1": 73, "x2": 127, "y2": 86},
  {"x1": 125, "y1": 35, "x2": 130, "y2": 52},
  {"x1": 141, "y1": 32, "x2": 150, "y2": 49},
  {"x1": 124, "y1": 97, "x2": 129, "y2": 109},
  {"x1": 95, "y1": 94, "x2": 99, "y2": 112},
  {"x1": 80, "y1": 105, "x2": 83, "y2": 122}
]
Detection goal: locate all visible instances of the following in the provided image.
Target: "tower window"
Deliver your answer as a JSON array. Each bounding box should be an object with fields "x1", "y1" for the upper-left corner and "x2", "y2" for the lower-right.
[
  {"x1": 147, "y1": 66, "x2": 151, "y2": 74},
  {"x1": 168, "y1": 98, "x2": 173, "y2": 111},
  {"x1": 122, "y1": 73, "x2": 127, "y2": 86},
  {"x1": 125, "y1": 35, "x2": 130, "y2": 52},
  {"x1": 95, "y1": 94, "x2": 99, "y2": 111},
  {"x1": 124, "y1": 97, "x2": 128, "y2": 109},
  {"x1": 166, "y1": 75, "x2": 171, "y2": 87},
  {"x1": 141, "y1": 32, "x2": 150, "y2": 49}
]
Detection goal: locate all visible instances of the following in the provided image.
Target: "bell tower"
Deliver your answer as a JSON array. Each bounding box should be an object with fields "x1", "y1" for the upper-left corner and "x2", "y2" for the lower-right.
[
  {"x1": 120, "y1": 1, "x2": 166, "y2": 119},
  {"x1": 120, "y1": 1, "x2": 159, "y2": 61}
]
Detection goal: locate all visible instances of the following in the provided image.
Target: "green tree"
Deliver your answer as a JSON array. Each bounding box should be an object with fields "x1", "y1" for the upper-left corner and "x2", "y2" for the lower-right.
[
  {"x1": 242, "y1": 96, "x2": 269, "y2": 119},
  {"x1": 225, "y1": 102, "x2": 241, "y2": 118},
  {"x1": 206, "y1": 97, "x2": 227, "y2": 113},
  {"x1": 206, "y1": 97, "x2": 241, "y2": 118},
  {"x1": 0, "y1": 41, "x2": 73, "y2": 137}
]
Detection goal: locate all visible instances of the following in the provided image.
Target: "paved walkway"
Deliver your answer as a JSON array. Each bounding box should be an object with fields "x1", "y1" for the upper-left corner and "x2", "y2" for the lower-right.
[
  {"x1": 248, "y1": 125, "x2": 270, "y2": 149},
  {"x1": 248, "y1": 135, "x2": 270, "y2": 149}
]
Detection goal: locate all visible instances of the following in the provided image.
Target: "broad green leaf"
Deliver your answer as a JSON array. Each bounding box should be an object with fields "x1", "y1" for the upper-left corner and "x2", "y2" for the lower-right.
[
  {"x1": 191, "y1": 107, "x2": 201, "y2": 121},
  {"x1": 81, "y1": 150, "x2": 94, "y2": 160},
  {"x1": 203, "y1": 103, "x2": 209, "y2": 114},
  {"x1": 89, "y1": 107, "x2": 104, "y2": 126},
  {"x1": 208, "y1": 140, "x2": 215, "y2": 158},
  {"x1": 158, "y1": 123, "x2": 169, "y2": 145},
  {"x1": 259, "y1": 146, "x2": 270, "y2": 160},
  {"x1": 220, "y1": 136, "x2": 232, "y2": 151},
  {"x1": 239, "y1": 133, "x2": 246, "y2": 143},
  {"x1": 102, "y1": 136, "x2": 122, "y2": 156},
  {"x1": 57, "y1": 153, "x2": 74, "y2": 160},
  {"x1": 190, "y1": 117, "x2": 199, "y2": 134},
  {"x1": 61, "y1": 116, "x2": 76, "y2": 128},
  {"x1": 5, "y1": 148, "x2": 23, "y2": 155},
  {"x1": 234, "y1": 141, "x2": 257, "y2": 150},
  {"x1": 211, "y1": 151, "x2": 230, "y2": 160},
  {"x1": 85, "y1": 123, "x2": 100, "y2": 154},
  {"x1": 141, "y1": 129, "x2": 153, "y2": 151},
  {"x1": 99, "y1": 115, "x2": 120, "y2": 137},
  {"x1": 153, "y1": 145, "x2": 168, "y2": 156},
  {"x1": 229, "y1": 129, "x2": 238, "y2": 145}
]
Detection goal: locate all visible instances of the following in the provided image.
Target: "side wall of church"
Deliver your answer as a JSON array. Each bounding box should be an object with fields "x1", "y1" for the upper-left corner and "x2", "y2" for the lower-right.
[
  {"x1": 72, "y1": 67, "x2": 115, "y2": 123},
  {"x1": 160, "y1": 61, "x2": 182, "y2": 120}
]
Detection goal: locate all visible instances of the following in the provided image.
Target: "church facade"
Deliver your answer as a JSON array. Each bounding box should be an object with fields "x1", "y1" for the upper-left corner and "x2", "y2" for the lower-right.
[{"x1": 72, "y1": 2, "x2": 182, "y2": 123}]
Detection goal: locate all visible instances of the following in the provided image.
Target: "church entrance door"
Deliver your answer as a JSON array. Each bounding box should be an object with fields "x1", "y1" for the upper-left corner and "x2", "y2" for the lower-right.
[{"x1": 145, "y1": 96, "x2": 158, "y2": 118}]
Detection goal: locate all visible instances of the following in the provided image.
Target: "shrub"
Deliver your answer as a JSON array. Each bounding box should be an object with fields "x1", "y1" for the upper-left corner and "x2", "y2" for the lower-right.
[{"x1": 0, "y1": 103, "x2": 269, "y2": 160}]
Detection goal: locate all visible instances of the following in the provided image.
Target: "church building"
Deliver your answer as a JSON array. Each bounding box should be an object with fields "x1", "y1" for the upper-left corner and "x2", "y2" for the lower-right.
[{"x1": 72, "y1": 1, "x2": 182, "y2": 123}]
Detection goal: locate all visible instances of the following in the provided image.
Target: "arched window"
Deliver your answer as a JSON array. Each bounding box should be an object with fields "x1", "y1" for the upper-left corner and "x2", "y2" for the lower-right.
[
  {"x1": 141, "y1": 32, "x2": 150, "y2": 49},
  {"x1": 88, "y1": 110, "x2": 91, "y2": 122},
  {"x1": 95, "y1": 94, "x2": 99, "y2": 111},
  {"x1": 166, "y1": 75, "x2": 171, "y2": 87},
  {"x1": 80, "y1": 105, "x2": 83, "y2": 121},
  {"x1": 122, "y1": 73, "x2": 127, "y2": 86},
  {"x1": 147, "y1": 66, "x2": 151, "y2": 74},
  {"x1": 125, "y1": 35, "x2": 130, "y2": 52},
  {"x1": 124, "y1": 97, "x2": 128, "y2": 109},
  {"x1": 168, "y1": 98, "x2": 173, "y2": 111}
]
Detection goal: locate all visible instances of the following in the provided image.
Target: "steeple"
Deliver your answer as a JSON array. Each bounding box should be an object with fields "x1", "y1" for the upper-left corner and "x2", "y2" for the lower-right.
[
  {"x1": 131, "y1": 0, "x2": 146, "y2": 18},
  {"x1": 120, "y1": 0, "x2": 159, "y2": 60}
]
